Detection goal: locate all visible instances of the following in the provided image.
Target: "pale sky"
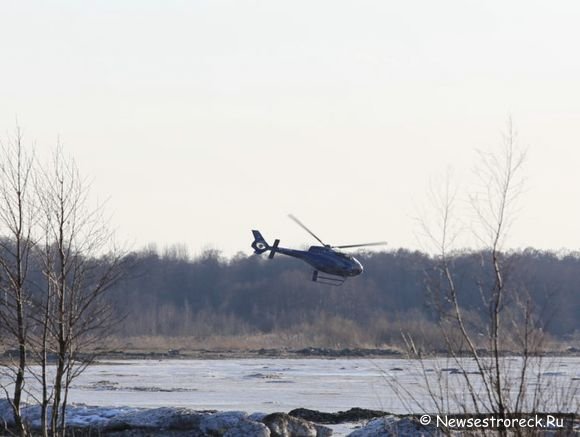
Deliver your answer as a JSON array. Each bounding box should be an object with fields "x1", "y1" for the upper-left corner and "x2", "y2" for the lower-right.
[{"x1": 2, "y1": 1, "x2": 580, "y2": 257}]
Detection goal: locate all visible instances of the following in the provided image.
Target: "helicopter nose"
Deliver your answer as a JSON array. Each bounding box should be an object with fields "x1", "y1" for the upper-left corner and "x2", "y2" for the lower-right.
[{"x1": 353, "y1": 260, "x2": 363, "y2": 275}]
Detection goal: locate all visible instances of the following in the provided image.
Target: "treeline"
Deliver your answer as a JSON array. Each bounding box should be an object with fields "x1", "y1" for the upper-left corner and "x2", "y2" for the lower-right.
[{"x1": 109, "y1": 247, "x2": 580, "y2": 345}]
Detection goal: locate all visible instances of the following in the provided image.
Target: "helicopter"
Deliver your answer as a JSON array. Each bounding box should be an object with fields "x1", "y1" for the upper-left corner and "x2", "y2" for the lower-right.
[{"x1": 251, "y1": 215, "x2": 387, "y2": 285}]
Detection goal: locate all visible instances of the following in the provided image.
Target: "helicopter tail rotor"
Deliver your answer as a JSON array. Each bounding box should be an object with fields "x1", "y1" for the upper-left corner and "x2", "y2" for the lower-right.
[{"x1": 268, "y1": 239, "x2": 280, "y2": 259}]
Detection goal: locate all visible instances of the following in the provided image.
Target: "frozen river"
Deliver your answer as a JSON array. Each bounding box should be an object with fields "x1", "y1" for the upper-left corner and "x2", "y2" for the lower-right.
[{"x1": 17, "y1": 356, "x2": 580, "y2": 415}]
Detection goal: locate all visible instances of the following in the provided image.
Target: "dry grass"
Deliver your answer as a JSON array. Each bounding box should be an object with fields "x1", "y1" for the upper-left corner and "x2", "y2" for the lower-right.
[
  {"x1": 96, "y1": 332, "x2": 395, "y2": 354},
  {"x1": 99, "y1": 333, "x2": 309, "y2": 353}
]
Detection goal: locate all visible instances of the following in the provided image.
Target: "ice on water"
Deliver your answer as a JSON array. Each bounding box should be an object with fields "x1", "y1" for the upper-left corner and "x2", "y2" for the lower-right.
[{"x1": 1, "y1": 357, "x2": 578, "y2": 433}]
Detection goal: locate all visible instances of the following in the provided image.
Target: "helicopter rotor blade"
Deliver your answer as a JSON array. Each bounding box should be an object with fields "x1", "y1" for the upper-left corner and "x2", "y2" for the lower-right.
[
  {"x1": 334, "y1": 241, "x2": 388, "y2": 249},
  {"x1": 288, "y1": 214, "x2": 327, "y2": 246}
]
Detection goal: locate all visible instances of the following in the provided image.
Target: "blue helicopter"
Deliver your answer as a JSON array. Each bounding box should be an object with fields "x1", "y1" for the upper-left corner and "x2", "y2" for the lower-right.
[{"x1": 251, "y1": 215, "x2": 386, "y2": 285}]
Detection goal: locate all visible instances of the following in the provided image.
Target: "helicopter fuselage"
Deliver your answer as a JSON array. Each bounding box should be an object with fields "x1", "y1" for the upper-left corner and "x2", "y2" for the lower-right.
[{"x1": 267, "y1": 245, "x2": 363, "y2": 277}]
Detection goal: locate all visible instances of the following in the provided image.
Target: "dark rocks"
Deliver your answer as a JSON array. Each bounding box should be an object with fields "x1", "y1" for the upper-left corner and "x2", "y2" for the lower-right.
[
  {"x1": 103, "y1": 407, "x2": 206, "y2": 431},
  {"x1": 289, "y1": 407, "x2": 387, "y2": 424},
  {"x1": 257, "y1": 348, "x2": 282, "y2": 356}
]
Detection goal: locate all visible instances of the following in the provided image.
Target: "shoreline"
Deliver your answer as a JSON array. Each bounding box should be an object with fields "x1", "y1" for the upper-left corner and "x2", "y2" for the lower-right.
[
  {"x1": 2, "y1": 346, "x2": 579, "y2": 366},
  {"x1": 89, "y1": 346, "x2": 580, "y2": 361}
]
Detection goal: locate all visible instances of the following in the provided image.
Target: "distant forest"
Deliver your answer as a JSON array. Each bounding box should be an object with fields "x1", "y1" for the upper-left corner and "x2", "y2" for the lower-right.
[{"x1": 109, "y1": 247, "x2": 580, "y2": 348}]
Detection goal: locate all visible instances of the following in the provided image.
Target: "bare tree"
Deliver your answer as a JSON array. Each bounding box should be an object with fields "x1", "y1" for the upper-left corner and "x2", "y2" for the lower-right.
[
  {"x1": 395, "y1": 121, "x2": 578, "y2": 435},
  {"x1": 0, "y1": 128, "x2": 36, "y2": 437},
  {"x1": 1, "y1": 132, "x2": 126, "y2": 436},
  {"x1": 33, "y1": 146, "x2": 125, "y2": 436}
]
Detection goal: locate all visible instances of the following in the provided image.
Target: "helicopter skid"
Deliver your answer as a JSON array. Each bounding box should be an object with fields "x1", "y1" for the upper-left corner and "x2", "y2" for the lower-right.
[{"x1": 312, "y1": 270, "x2": 346, "y2": 286}]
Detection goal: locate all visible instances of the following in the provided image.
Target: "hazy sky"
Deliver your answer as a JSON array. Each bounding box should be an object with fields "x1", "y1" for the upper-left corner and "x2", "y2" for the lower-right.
[{"x1": 2, "y1": 1, "x2": 580, "y2": 257}]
